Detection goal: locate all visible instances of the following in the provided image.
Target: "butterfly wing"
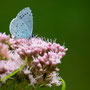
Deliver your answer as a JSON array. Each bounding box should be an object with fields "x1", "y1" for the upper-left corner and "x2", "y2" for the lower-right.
[
  {"x1": 16, "y1": 7, "x2": 33, "y2": 38},
  {"x1": 9, "y1": 18, "x2": 31, "y2": 39}
]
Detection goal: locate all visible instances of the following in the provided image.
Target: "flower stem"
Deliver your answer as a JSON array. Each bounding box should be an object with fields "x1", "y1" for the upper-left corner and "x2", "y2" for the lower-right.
[{"x1": 61, "y1": 78, "x2": 66, "y2": 90}]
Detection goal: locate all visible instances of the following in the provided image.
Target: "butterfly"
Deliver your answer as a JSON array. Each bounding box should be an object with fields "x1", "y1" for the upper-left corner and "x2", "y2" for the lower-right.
[{"x1": 9, "y1": 7, "x2": 33, "y2": 39}]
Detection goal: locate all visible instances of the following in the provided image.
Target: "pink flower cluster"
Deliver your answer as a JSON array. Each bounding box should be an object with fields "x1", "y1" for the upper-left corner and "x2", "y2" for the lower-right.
[
  {"x1": 0, "y1": 33, "x2": 68, "y2": 87},
  {"x1": 10, "y1": 37, "x2": 67, "y2": 87},
  {"x1": 0, "y1": 33, "x2": 10, "y2": 60},
  {"x1": 0, "y1": 33, "x2": 23, "y2": 82},
  {"x1": 0, "y1": 33, "x2": 10, "y2": 44},
  {"x1": 0, "y1": 43, "x2": 10, "y2": 60}
]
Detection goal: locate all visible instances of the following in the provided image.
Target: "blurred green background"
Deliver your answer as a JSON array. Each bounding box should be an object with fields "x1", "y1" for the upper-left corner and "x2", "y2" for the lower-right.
[{"x1": 0, "y1": 0, "x2": 89, "y2": 90}]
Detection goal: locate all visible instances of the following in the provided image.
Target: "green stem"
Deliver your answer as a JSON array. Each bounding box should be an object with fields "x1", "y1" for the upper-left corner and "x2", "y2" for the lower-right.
[
  {"x1": 61, "y1": 78, "x2": 66, "y2": 90},
  {"x1": 0, "y1": 57, "x2": 27, "y2": 82}
]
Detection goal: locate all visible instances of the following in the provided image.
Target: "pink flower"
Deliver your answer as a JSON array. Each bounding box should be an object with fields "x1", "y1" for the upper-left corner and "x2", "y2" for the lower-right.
[
  {"x1": 0, "y1": 52, "x2": 23, "y2": 73},
  {"x1": 0, "y1": 43, "x2": 10, "y2": 60},
  {"x1": 0, "y1": 33, "x2": 11, "y2": 60},
  {"x1": 0, "y1": 33, "x2": 24, "y2": 82},
  {"x1": 10, "y1": 36, "x2": 67, "y2": 87},
  {"x1": 0, "y1": 33, "x2": 68, "y2": 87},
  {"x1": 0, "y1": 33, "x2": 10, "y2": 44}
]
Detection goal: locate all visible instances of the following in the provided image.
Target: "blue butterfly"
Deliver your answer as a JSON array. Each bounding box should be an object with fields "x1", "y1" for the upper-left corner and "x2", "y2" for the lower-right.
[{"x1": 9, "y1": 7, "x2": 33, "y2": 39}]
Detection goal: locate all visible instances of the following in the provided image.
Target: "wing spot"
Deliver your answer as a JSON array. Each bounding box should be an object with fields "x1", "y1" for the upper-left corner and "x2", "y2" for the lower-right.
[
  {"x1": 19, "y1": 16, "x2": 22, "y2": 19},
  {"x1": 16, "y1": 24, "x2": 18, "y2": 27},
  {"x1": 22, "y1": 15, "x2": 24, "y2": 17},
  {"x1": 22, "y1": 31, "x2": 24, "y2": 33},
  {"x1": 21, "y1": 24, "x2": 22, "y2": 26},
  {"x1": 22, "y1": 23, "x2": 24, "y2": 25}
]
